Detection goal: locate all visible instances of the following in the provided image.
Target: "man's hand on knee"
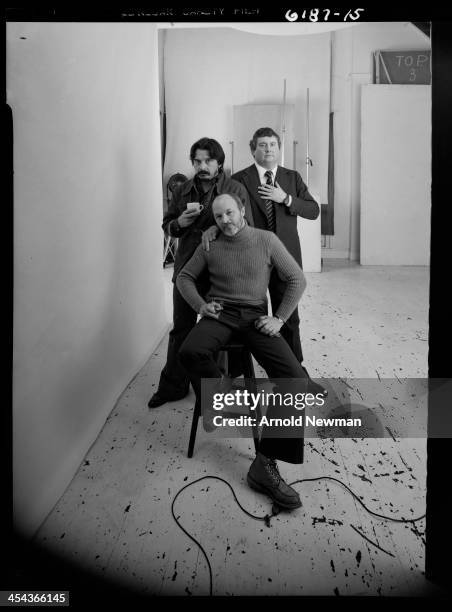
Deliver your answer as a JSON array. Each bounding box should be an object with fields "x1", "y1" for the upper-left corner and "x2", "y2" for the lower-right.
[
  {"x1": 199, "y1": 301, "x2": 223, "y2": 319},
  {"x1": 255, "y1": 315, "x2": 283, "y2": 337}
]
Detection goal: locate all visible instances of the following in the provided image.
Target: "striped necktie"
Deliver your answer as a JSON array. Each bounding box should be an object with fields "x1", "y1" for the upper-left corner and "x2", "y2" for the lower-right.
[{"x1": 264, "y1": 170, "x2": 276, "y2": 232}]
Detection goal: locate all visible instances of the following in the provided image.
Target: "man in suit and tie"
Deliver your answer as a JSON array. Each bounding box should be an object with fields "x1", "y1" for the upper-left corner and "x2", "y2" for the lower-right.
[{"x1": 231, "y1": 127, "x2": 321, "y2": 387}]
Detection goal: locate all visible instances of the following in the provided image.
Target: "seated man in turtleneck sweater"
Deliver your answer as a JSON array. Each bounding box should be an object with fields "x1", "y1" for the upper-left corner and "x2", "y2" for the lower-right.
[{"x1": 176, "y1": 192, "x2": 311, "y2": 511}]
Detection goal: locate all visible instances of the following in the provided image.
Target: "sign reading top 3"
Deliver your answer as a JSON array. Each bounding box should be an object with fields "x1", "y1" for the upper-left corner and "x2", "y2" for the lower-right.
[{"x1": 373, "y1": 50, "x2": 431, "y2": 84}]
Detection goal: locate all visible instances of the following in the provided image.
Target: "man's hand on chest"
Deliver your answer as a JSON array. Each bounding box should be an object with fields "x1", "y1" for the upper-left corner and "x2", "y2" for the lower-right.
[{"x1": 257, "y1": 180, "x2": 289, "y2": 205}]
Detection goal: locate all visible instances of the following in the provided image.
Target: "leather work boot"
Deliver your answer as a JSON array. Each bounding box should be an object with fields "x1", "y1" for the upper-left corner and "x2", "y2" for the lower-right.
[
  {"x1": 247, "y1": 453, "x2": 302, "y2": 510},
  {"x1": 148, "y1": 391, "x2": 188, "y2": 409},
  {"x1": 307, "y1": 378, "x2": 328, "y2": 397},
  {"x1": 301, "y1": 366, "x2": 328, "y2": 397},
  {"x1": 148, "y1": 392, "x2": 170, "y2": 409}
]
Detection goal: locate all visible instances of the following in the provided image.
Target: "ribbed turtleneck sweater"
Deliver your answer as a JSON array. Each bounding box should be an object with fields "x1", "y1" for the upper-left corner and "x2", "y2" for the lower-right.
[{"x1": 176, "y1": 224, "x2": 305, "y2": 322}]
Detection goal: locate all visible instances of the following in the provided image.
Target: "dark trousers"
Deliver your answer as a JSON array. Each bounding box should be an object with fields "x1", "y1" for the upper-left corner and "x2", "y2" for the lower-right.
[
  {"x1": 269, "y1": 268, "x2": 303, "y2": 363},
  {"x1": 179, "y1": 303, "x2": 307, "y2": 464},
  {"x1": 157, "y1": 280, "x2": 209, "y2": 398}
]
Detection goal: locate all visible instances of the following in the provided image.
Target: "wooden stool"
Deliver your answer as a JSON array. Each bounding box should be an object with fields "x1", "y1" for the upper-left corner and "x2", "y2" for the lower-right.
[{"x1": 187, "y1": 340, "x2": 261, "y2": 458}]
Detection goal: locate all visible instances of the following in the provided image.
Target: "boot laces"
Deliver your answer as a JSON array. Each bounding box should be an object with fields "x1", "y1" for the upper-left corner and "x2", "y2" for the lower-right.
[{"x1": 266, "y1": 458, "x2": 281, "y2": 484}]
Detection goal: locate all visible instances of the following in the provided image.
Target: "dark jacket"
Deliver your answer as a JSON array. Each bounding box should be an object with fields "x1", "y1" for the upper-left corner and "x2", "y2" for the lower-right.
[
  {"x1": 163, "y1": 172, "x2": 253, "y2": 281},
  {"x1": 231, "y1": 164, "x2": 319, "y2": 267}
]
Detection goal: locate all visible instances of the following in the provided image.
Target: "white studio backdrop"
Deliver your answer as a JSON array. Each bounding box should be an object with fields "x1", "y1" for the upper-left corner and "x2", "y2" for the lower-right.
[
  {"x1": 360, "y1": 85, "x2": 431, "y2": 265},
  {"x1": 162, "y1": 27, "x2": 330, "y2": 271},
  {"x1": 9, "y1": 22, "x2": 167, "y2": 535}
]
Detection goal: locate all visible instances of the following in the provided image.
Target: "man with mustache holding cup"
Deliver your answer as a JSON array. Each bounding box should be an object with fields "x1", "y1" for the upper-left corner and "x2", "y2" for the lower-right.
[{"x1": 148, "y1": 137, "x2": 253, "y2": 409}]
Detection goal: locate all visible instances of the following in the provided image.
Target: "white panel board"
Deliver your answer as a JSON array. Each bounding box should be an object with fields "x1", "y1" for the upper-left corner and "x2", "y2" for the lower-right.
[{"x1": 360, "y1": 85, "x2": 431, "y2": 265}]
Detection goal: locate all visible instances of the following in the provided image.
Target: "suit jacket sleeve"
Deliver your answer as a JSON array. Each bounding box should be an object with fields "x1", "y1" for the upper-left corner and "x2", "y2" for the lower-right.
[
  {"x1": 268, "y1": 234, "x2": 306, "y2": 322},
  {"x1": 162, "y1": 185, "x2": 188, "y2": 238},
  {"x1": 286, "y1": 172, "x2": 320, "y2": 220}
]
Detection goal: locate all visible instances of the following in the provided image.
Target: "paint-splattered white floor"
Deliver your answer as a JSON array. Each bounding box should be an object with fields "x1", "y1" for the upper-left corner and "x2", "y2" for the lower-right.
[{"x1": 36, "y1": 261, "x2": 443, "y2": 597}]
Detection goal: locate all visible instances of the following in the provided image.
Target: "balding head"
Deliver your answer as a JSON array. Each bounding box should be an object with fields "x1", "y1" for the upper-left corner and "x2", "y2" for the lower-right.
[
  {"x1": 212, "y1": 193, "x2": 245, "y2": 237},
  {"x1": 213, "y1": 193, "x2": 244, "y2": 211}
]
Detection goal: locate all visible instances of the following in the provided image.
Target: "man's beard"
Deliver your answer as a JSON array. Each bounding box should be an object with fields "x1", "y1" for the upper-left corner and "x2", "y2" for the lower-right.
[{"x1": 223, "y1": 219, "x2": 245, "y2": 235}]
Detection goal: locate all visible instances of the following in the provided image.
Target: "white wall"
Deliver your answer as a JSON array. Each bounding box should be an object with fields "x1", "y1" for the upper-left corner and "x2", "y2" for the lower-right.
[
  {"x1": 360, "y1": 85, "x2": 431, "y2": 265},
  {"x1": 8, "y1": 22, "x2": 168, "y2": 536},
  {"x1": 330, "y1": 22, "x2": 430, "y2": 260}
]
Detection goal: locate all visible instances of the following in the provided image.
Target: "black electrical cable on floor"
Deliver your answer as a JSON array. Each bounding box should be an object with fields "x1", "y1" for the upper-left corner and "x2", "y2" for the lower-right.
[
  {"x1": 171, "y1": 474, "x2": 426, "y2": 596},
  {"x1": 170, "y1": 475, "x2": 277, "y2": 596},
  {"x1": 289, "y1": 476, "x2": 426, "y2": 523}
]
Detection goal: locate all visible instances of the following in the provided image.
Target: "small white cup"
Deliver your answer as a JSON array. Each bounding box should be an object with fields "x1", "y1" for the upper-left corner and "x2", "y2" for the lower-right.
[{"x1": 186, "y1": 202, "x2": 204, "y2": 213}]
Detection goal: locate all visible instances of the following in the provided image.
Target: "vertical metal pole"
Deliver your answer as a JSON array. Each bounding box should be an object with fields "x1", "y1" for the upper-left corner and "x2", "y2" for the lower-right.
[
  {"x1": 281, "y1": 79, "x2": 287, "y2": 167},
  {"x1": 306, "y1": 87, "x2": 310, "y2": 187},
  {"x1": 229, "y1": 141, "x2": 234, "y2": 175}
]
